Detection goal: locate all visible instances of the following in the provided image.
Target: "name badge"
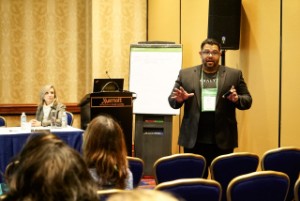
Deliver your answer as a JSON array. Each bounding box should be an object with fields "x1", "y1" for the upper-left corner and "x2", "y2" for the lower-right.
[{"x1": 202, "y1": 88, "x2": 217, "y2": 112}]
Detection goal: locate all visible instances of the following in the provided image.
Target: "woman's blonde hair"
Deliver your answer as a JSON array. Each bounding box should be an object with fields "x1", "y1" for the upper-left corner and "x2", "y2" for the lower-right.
[
  {"x1": 107, "y1": 189, "x2": 180, "y2": 201},
  {"x1": 39, "y1": 84, "x2": 57, "y2": 105}
]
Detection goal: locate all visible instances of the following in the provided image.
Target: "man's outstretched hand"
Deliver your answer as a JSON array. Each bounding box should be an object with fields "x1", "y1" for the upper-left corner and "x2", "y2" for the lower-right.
[{"x1": 171, "y1": 86, "x2": 194, "y2": 103}]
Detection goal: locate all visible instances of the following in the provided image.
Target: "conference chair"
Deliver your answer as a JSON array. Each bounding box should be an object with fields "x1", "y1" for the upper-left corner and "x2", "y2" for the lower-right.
[
  {"x1": 210, "y1": 152, "x2": 259, "y2": 201},
  {"x1": 127, "y1": 156, "x2": 144, "y2": 188},
  {"x1": 153, "y1": 153, "x2": 206, "y2": 184},
  {"x1": 261, "y1": 147, "x2": 300, "y2": 201},
  {"x1": 97, "y1": 189, "x2": 125, "y2": 201},
  {"x1": 65, "y1": 111, "x2": 74, "y2": 126},
  {"x1": 155, "y1": 178, "x2": 222, "y2": 201},
  {"x1": 0, "y1": 116, "x2": 7, "y2": 127},
  {"x1": 227, "y1": 170, "x2": 290, "y2": 201},
  {"x1": 294, "y1": 176, "x2": 300, "y2": 201}
]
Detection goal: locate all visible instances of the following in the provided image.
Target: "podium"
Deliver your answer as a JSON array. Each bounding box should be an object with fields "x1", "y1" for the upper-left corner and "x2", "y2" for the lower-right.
[{"x1": 79, "y1": 91, "x2": 134, "y2": 156}]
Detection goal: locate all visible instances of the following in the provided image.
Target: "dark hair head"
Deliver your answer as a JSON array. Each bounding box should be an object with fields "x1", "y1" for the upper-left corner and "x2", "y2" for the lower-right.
[
  {"x1": 201, "y1": 38, "x2": 221, "y2": 50},
  {"x1": 83, "y1": 114, "x2": 128, "y2": 189},
  {"x1": 4, "y1": 133, "x2": 98, "y2": 201}
]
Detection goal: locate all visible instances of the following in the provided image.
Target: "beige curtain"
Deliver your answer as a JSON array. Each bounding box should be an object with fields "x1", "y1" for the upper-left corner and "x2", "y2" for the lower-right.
[{"x1": 0, "y1": 0, "x2": 146, "y2": 104}]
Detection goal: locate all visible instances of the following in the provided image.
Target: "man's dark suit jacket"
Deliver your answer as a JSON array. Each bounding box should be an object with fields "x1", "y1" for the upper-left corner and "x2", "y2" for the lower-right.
[{"x1": 168, "y1": 65, "x2": 252, "y2": 150}]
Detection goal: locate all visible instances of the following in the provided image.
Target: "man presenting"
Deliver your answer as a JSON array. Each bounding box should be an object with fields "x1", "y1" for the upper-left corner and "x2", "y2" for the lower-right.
[{"x1": 169, "y1": 38, "x2": 252, "y2": 178}]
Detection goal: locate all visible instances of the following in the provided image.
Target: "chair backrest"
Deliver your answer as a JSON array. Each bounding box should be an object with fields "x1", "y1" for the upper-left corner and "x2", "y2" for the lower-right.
[
  {"x1": 65, "y1": 111, "x2": 74, "y2": 126},
  {"x1": 227, "y1": 170, "x2": 290, "y2": 201},
  {"x1": 0, "y1": 116, "x2": 7, "y2": 127},
  {"x1": 127, "y1": 156, "x2": 144, "y2": 188},
  {"x1": 294, "y1": 176, "x2": 300, "y2": 201},
  {"x1": 261, "y1": 147, "x2": 300, "y2": 201},
  {"x1": 210, "y1": 152, "x2": 259, "y2": 201},
  {"x1": 153, "y1": 153, "x2": 206, "y2": 184},
  {"x1": 97, "y1": 189, "x2": 124, "y2": 201},
  {"x1": 155, "y1": 178, "x2": 222, "y2": 201}
]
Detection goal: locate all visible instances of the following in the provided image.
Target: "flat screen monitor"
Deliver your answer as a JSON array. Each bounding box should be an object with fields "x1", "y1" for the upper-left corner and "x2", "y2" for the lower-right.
[{"x1": 93, "y1": 78, "x2": 124, "y2": 92}]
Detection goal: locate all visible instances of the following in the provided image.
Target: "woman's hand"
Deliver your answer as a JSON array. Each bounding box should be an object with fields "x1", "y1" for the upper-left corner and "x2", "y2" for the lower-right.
[{"x1": 29, "y1": 119, "x2": 42, "y2": 127}]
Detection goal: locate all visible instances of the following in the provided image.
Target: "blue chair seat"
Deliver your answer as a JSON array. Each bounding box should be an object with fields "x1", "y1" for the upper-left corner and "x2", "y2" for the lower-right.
[
  {"x1": 155, "y1": 178, "x2": 222, "y2": 201},
  {"x1": 0, "y1": 116, "x2": 7, "y2": 127},
  {"x1": 127, "y1": 156, "x2": 144, "y2": 188},
  {"x1": 210, "y1": 152, "x2": 259, "y2": 201},
  {"x1": 227, "y1": 170, "x2": 289, "y2": 201},
  {"x1": 153, "y1": 153, "x2": 206, "y2": 184},
  {"x1": 261, "y1": 147, "x2": 300, "y2": 201}
]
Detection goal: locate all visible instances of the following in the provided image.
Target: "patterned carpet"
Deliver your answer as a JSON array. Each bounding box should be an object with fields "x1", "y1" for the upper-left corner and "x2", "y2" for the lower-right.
[{"x1": 138, "y1": 176, "x2": 156, "y2": 189}]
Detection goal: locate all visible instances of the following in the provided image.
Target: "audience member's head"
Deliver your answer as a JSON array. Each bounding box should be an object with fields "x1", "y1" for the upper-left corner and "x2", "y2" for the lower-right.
[
  {"x1": 83, "y1": 114, "x2": 130, "y2": 189},
  {"x1": 3, "y1": 133, "x2": 98, "y2": 201},
  {"x1": 107, "y1": 189, "x2": 180, "y2": 201}
]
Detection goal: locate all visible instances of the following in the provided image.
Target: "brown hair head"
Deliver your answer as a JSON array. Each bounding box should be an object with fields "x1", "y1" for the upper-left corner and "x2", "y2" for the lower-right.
[
  {"x1": 83, "y1": 114, "x2": 128, "y2": 189},
  {"x1": 4, "y1": 133, "x2": 98, "y2": 201}
]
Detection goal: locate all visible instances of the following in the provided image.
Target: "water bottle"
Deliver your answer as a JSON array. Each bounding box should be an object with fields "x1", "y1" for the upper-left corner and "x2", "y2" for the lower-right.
[
  {"x1": 20, "y1": 112, "x2": 27, "y2": 130},
  {"x1": 62, "y1": 111, "x2": 67, "y2": 128}
]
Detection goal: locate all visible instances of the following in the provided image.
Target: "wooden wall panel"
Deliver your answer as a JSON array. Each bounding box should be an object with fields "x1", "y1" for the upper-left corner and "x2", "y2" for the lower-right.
[{"x1": 281, "y1": 0, "x2": 300, "y2": 146}]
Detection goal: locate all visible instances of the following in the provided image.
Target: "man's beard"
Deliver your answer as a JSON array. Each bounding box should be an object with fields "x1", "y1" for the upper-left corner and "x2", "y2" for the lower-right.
[{"x1": 203, "y1": 59, "x2": 218, "y2": 68}]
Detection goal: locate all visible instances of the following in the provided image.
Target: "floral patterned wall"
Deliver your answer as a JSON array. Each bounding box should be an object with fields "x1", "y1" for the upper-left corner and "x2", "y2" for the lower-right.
[{"x1": 0, "y1": 0, "x2": 146, "y2": 104}]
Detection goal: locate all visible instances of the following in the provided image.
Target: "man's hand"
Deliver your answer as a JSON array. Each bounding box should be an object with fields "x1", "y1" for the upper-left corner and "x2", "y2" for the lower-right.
[
  {"x1": 226, "y1": 86, "x2": 239, "y2": 103},
  {"x1": 171, "y1": 86, "x2": 194, "y2": 103}
]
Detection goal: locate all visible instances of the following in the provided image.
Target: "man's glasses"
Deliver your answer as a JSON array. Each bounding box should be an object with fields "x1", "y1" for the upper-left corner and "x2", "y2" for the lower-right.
[{"x1": 201, "y1": 50, "x2": 220, "y2": 57}]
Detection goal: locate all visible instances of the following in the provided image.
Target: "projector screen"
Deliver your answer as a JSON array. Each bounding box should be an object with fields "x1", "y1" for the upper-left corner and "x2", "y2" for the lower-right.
[{"x1": 129, "y1": 44, "x2": 182, "y2": 115}]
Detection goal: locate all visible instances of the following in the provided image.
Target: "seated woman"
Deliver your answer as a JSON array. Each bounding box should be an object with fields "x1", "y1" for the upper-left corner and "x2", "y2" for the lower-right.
[
  {"x1": 30, "y1": 84, "x2": 66, "y2": 127},
  {"x1": 2, "y1": 133, "x2": 98, "y2": 201},
  {"x1": 83, "y1": 115, "x2": 133, "y2": 190}
]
